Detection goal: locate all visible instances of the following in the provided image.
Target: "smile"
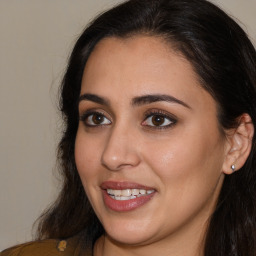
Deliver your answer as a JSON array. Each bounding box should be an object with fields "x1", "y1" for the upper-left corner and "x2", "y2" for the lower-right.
[
  {"x1": 107, "y1": 188, "x2": 155, "y2": 201},
  {"x1": 101, "y1": 181, "x2": 156, "y2": 211}
]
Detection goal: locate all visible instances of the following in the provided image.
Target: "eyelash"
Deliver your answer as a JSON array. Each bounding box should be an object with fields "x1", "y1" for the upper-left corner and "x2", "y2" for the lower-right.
[
  {"x1": 142, "y1": 109, "x2": 177, "y2": 130},
  {"x1": 79, "y1": 110, "x2": 112, "y2": 127},
  {"x1": 79, "y1": 109, "x2": 177, "y2": 129}
]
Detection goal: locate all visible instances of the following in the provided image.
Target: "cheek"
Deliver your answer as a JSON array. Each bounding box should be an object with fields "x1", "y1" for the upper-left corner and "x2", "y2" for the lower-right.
[
  {"x1": 142, "y1": 130, "x2": 225, "y2": 229},
  {"x1": 74, "y1": 128, "x2": 102, "y2": 186},
  {"x1": 143, "y1": 128, "x2": 225, "y2": 190}
]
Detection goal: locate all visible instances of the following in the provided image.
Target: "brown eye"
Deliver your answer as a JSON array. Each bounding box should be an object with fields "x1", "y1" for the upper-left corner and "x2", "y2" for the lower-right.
[
  {"x1": 92, "y1": 114, "x2": 105, "y2": 125},
  {"x1": 81, "y1": 112, "x2": 111, "y2": 126},
  {"x1": 151, "y1": 115, "x2": 165, "y2": 126},
  {"x1": 142, "y1": 113, "x2": 176, "y2": 129}
]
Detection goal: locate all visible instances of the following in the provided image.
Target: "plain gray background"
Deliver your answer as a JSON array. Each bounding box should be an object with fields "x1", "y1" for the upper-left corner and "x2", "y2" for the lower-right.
[{"x1": 0, "y1": 0, "x2": 256, "y2": 251}]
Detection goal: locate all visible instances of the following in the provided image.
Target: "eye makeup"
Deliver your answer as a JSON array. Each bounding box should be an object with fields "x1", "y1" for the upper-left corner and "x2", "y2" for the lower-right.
[{"x1": 142, "y1": 109, "x2": 177, "y2": 130}]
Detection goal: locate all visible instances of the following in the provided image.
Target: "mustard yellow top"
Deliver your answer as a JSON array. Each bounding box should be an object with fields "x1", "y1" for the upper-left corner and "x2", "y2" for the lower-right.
[{"x1": 1, "y1": 236, "x2": 92, "y2": 256}]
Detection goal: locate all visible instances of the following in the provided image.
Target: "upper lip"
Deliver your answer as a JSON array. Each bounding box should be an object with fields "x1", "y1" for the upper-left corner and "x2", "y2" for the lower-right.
[{"x1": 100, "y1": 181, "x2": 155, "y2": 190}]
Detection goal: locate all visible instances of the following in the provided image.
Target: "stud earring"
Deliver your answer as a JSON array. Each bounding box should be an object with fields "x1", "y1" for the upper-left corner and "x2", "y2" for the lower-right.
[{"x1": 231, "y1": 164, "x2": 236, "y2": 172}]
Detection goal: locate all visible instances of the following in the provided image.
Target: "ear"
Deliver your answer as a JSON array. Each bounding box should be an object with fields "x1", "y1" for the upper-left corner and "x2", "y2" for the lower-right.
[{"x1": 222, "y1": 113, "x2": 254, "y2": 175}]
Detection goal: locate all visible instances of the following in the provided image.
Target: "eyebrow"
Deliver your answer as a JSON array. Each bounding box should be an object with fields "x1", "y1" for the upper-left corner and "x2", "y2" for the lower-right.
[
  {"x1": 78, "y1": 93, "x2": 191, "y2": 109},
  {"x1": 132, "y1": 94, "x2": 191, "y2": 109},
  {"x1": 78, "y1": 93, "x2": 110, "y2": 106}
]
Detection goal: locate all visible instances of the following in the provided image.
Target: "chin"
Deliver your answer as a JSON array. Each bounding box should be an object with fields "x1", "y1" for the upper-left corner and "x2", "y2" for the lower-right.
[
  {"x1": 102, "y1": 216, "x2": 157, "y2": 246},
  {"x1": 107, "y1": 230, "x2": 154, "y2": 246}
]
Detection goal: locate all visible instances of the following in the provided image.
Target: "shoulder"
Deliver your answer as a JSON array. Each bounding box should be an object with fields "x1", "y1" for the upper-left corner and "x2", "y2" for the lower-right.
[{"x1": 0, "y1": 236, "x2": 90, "y2": 256}]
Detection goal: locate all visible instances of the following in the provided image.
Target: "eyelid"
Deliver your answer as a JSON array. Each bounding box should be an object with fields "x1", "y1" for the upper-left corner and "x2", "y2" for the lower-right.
[
  {"x1": 79, "y1": 109, "x2": 112, "y2": 127},
  {"x1": 142, "y1": 109, "x2": 177, "y2": 129}
]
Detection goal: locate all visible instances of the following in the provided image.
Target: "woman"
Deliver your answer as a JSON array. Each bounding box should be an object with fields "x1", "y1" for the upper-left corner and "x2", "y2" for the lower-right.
[{"x1": 2, "y1": 0, "x2": 256, "y2": 255}]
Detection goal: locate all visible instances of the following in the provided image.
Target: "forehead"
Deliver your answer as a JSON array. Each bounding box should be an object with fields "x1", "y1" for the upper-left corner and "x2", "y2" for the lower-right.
[
  {"x1": 83, "y1": 36, "x2": 191, "y2": 80},
  {"x1": 80, "y1": 35, "x2": 214, "y2": 111}
]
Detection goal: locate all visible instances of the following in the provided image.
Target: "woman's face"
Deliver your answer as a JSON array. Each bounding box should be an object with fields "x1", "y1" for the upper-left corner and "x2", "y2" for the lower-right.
[{"x1": 75, "y1": 36, "x2": 228, "y2": 247}]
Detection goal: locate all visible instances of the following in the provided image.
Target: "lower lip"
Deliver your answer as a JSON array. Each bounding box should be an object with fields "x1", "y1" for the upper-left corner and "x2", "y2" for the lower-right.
[{"x1": 102, "y1": 190, "x2": 155, "y2": 212}]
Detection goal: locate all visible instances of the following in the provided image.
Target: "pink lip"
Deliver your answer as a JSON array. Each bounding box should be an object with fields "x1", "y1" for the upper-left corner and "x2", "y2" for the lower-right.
[{"x1": 101, "y1": 181, "x2": 156, "y2": 212}]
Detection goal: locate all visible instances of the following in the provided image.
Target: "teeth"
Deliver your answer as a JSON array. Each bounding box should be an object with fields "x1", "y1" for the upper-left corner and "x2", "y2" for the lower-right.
[
  {"x1": 121, "y1": 189, "x2": 131, "y2": 197},
  {"x1": 140, "y1": 189, "x2": 146, "y2": 195},
  {"x1": 113, "y1": 190, "x2": 121, "y2": 196},
  {"x1": 107, "y1": 188, "x2": 155, "y2": 200},
  {"x1": 132, "y1": 189, "x2": 140, "y2": 195},
  {"x1": 147, "y1": 190, "x2": 154, "y2": 194}
]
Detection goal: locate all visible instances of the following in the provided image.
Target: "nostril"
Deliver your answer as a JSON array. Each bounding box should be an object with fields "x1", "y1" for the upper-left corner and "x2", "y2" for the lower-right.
[{"x1": 101, "y1": 149, "x2": 140, "y2": 171}]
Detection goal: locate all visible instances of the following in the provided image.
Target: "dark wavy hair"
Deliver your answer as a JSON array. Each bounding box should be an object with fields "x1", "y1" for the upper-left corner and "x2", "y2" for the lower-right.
[{"x1": 36, "y1": 0, "x2": 256, "y2": 255}]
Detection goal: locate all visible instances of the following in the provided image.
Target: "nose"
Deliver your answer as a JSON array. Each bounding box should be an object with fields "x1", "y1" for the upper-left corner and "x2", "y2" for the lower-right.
[{"x1": 101, "y1": 125, "x2": 141, "y2": 171}]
